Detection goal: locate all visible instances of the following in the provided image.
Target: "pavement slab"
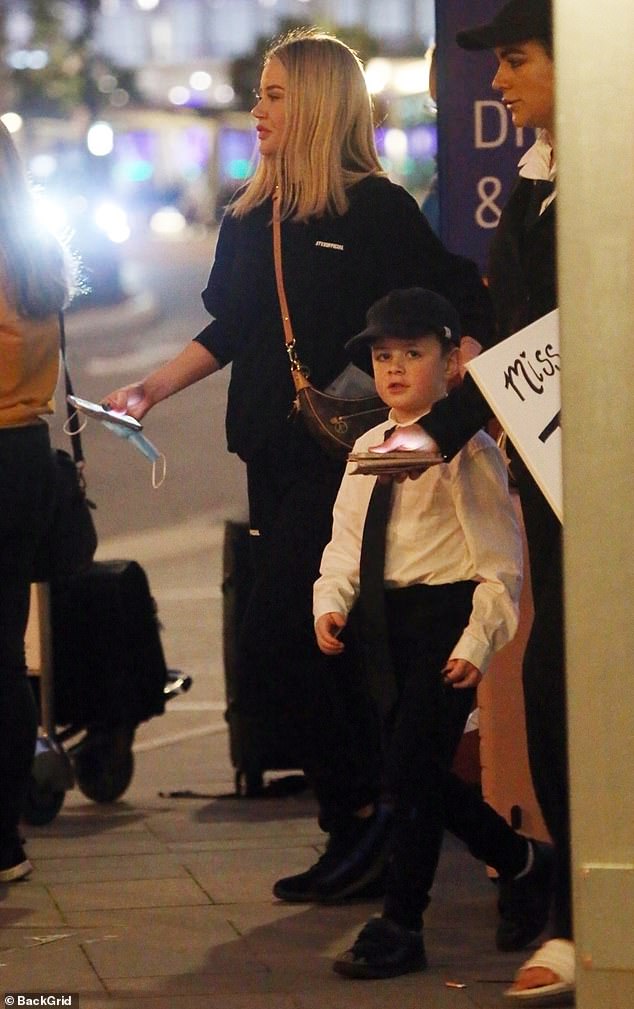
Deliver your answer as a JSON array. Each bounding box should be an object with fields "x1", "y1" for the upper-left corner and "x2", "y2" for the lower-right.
[
  {"x1": 25, "y1": 830, "x2": 165, "y2": 859},
  {"x1": 181, "y1": 847, "x2": 323, "y2": 903},
  {"x1": 0, "y1": 882, "x2": 67, "y2": 927},
  {"x1": 47, "y1": 875, "x2": 211, "y2": 913},
  {"x1": 33, "y1": 853, "x2": 191, "y2": 885}
]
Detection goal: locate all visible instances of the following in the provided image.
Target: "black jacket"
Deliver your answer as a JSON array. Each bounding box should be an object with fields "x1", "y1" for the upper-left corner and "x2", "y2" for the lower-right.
[
  {"x1": 195, "y1": 175, "x2": 494, "y2": 461},
  {"x1": 421, "y1": 176, "x2": 558, "y2": 460}
]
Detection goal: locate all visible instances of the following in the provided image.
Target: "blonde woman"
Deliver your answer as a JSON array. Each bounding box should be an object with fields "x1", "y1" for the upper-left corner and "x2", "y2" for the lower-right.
[
  {"x1": 106, "y1": 29, "x2": 492, "y2": 901},
  {"x1": 0, "y1": 122, "x2": 74, "y2": 880}
]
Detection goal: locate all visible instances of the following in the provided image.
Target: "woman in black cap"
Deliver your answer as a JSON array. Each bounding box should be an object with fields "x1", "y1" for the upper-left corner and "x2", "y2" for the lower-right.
[{"x1": 376, "y1": 0, "x2": 575, "y2": 1003}]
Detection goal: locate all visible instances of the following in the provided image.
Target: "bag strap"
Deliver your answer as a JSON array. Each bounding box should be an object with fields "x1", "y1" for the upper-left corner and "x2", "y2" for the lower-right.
[
  {"x1": 272, "y1": 193, "x2": 311, "y2": 394},
  {"x1": 58, "y1": 310, "x2": 86, "y2": 471}
]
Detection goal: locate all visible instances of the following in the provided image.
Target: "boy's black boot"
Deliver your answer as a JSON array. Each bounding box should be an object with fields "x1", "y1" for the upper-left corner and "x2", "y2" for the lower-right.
[
  {"x1": 333, "y1": 916, "x2": 427, "y2": 979},
  {"x1": 496, "y1": 839, "x2": 554, "y2": 952},
  {"x1": 273, "y1": 804, "x2": 391, "y2": 903}
]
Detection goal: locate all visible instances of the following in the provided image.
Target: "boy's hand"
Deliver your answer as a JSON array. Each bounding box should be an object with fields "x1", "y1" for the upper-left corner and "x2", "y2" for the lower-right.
[
  {"x1": 442, "y1": 658, "x2": 482, "y2": 689},
  {"x1": 315, "y1": 613, "x2": 346, "y2": 655}
]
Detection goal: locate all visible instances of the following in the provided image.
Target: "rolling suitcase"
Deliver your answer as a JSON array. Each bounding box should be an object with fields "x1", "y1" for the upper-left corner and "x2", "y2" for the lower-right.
[
  {"x1": 25, "y1": 562, "x2": 189, "y2": 822},
  {"x1": 222, "y1": 521, "x2": 304, "y2": 796},
  {"x1": 44, "y1": 560, "x2": 169, "y2": 805},
  {"x1": 49, "y1": 559, "x2": 168, "y2": 730}
]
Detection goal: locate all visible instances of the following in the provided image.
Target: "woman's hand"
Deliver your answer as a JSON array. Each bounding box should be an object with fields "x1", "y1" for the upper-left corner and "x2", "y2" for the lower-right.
[
  {"x1": 369, "y1": 424, "x2": 442, "y2": 484},
  {"x1": 370, "y1": 424, "x2": 439, "y2": 455},
  {"x1": 442, "y1": 658, "x2": 482, "y2": 690},
  {"x1": 315, "y1": 612, "x2": 346, "y2": 655},
  {"x1": 102, "y1": 381, "x2": 153, "y2": 421}
]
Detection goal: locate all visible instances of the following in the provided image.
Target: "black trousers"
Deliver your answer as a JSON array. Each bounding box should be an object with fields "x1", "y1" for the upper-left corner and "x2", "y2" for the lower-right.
[
  {"x1": 238, "y1": 423, "x2": 382, "y2": 824},
  {"x1": 512, "y1": 448, "x2": 571, "y2": 939},
  {"x1": 381, "y1": 583, "x2": 529, "y2": 932},
  {"x1": 0, "y1": 424, "x2": 56, "y2": 846}
]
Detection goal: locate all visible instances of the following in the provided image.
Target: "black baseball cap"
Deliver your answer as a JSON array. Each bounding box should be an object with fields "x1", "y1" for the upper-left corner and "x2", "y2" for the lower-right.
[
  {"x1": 456, "y1": 0, "x2": 552, "y2": 51},
  {"x1": 346, "y1": 287, "x2": 460, "y2": 365}
]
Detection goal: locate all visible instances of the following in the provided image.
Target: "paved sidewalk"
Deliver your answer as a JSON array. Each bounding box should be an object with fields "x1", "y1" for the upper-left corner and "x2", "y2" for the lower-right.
[{"x1": 0, "y1": 724, "x2": 544, "y2": 1009}]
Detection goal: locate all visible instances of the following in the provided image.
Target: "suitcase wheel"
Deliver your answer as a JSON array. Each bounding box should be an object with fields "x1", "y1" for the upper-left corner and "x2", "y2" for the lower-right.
[
  {"x1": 71, "y1": 725, "x2": 135, "y2": 803},
  {"x1": 22, "y1": 778, "x2": 65, "y2": 826}
]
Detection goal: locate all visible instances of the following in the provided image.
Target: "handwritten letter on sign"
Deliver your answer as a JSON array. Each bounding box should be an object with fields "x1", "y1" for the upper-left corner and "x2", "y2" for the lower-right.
[{"x1": 466, "y1": 310, "x2": 562, "y2": 521}]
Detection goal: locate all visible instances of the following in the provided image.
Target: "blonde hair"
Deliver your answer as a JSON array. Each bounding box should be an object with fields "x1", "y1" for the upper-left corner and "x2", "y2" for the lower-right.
[
  {"x1": 230, "y1": 28, "x2": 384, "y2": 222},
  {"x1": 0, "y1": 121, "x2": 74, "y2": 318}
]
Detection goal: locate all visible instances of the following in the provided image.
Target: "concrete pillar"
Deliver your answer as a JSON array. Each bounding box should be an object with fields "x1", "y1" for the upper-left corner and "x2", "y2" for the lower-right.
[{"x1": 555, "y1": 1, "x2": 634, "y2": 1006}]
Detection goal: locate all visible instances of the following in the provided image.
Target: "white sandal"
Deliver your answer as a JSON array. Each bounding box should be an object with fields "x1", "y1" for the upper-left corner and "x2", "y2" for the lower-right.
[{"x1": 504, "y1": 939, "x2": 575, "y2": 1005}]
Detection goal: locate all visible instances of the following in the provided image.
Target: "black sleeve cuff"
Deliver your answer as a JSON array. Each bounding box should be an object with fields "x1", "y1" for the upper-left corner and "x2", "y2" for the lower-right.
[
  {"x1": 193, "y1": 323, "x2": 229, "y2": 368},
  {"x1": 417, "y1": 374, "x2": 493, "y2": 460}
]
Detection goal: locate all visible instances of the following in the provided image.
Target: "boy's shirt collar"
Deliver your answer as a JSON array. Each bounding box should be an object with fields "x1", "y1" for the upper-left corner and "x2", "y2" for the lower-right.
[{"x1": 388, "y1": 407, "x2": 431, "y2": 427}]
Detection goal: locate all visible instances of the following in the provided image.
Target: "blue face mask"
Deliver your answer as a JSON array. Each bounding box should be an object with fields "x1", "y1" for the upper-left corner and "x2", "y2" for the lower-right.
[{"x1": 103, "y1": 421, "x2": 166, "y2": 488}]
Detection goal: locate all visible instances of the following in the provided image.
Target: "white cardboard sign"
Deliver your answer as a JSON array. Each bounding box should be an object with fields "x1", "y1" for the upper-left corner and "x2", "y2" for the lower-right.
[{"x1": 466, "y1": 309, "x2": 562, "y2": 521}]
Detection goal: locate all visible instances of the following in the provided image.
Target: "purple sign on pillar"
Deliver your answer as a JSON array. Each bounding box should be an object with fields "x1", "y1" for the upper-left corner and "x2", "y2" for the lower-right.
[{"x1": 435, "y1": 0, "x2": 536, "y2": 274}]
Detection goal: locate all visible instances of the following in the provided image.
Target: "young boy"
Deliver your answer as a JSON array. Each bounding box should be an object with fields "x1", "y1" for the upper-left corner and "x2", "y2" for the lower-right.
[{"x1": 314, "y1": 287, "x2": 547, "y2": 978}]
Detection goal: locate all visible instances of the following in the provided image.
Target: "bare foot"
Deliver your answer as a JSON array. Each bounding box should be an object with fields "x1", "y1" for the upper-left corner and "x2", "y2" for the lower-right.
[{"x1": 509, "y1": 966, "x2": 560, "y2": 992}]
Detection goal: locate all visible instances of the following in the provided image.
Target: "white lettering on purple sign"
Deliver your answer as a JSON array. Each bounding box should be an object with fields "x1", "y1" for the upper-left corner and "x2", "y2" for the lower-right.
[
  {"x1": 475, "y1": 176, "x2": 502, "y2": 228},
  {"x1": 474, "y1": 101, "x2": 529, "y2": 149}
]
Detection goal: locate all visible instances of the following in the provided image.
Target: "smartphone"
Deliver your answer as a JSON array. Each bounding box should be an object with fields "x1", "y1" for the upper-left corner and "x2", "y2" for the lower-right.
[{"x1": 67, "y1": 395, "x2": 143, "y2": 432}]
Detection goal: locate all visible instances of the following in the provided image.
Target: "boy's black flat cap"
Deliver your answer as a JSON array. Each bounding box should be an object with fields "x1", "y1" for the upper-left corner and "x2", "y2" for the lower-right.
[{"x1": 346, "y1": 287, "x2": 461, "y2": 366}]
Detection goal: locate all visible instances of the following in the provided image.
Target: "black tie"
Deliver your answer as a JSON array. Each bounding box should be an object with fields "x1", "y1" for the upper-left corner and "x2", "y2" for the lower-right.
[
  {"x1": 524, "y1": 179, "x2": 554, "y2": 230},
  {"x1": 358, "y1": 472, "x2": 398, "y2": 721}
]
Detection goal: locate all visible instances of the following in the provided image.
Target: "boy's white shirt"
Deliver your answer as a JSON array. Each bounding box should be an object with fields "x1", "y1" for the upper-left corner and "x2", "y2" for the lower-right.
[{"x1": 313, "y1": 415, "x2": 523, "y2": 674}]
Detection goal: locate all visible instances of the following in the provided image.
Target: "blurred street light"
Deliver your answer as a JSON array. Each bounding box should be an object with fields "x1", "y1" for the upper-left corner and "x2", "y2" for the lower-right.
[
  {"x1": 1, "y1": 112, "x2": 24, "y2": 134},
  {"x1": 86, "y1": 120, "x2": 114, "y2": 156}
]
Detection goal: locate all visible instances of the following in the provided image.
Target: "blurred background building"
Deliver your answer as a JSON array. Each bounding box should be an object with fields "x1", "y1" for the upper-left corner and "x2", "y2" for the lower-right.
[
  {"x1": 0, "y1": 0, "x2": 437, "y2": 303},
  {"x1": 92, "y1": 0, "x2": 434, "y2": 64}
]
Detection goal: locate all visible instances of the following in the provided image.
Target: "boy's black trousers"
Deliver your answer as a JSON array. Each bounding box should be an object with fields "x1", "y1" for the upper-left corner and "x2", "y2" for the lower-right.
[{"x1": 381, "y1": 581, "x2": 529, "y2": 931}]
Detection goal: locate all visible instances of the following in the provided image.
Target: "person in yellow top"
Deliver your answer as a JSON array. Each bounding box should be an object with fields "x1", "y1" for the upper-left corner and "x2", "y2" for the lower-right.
[{"x1": 0, "y1": 121, "x2": 74, "y2": 881}]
